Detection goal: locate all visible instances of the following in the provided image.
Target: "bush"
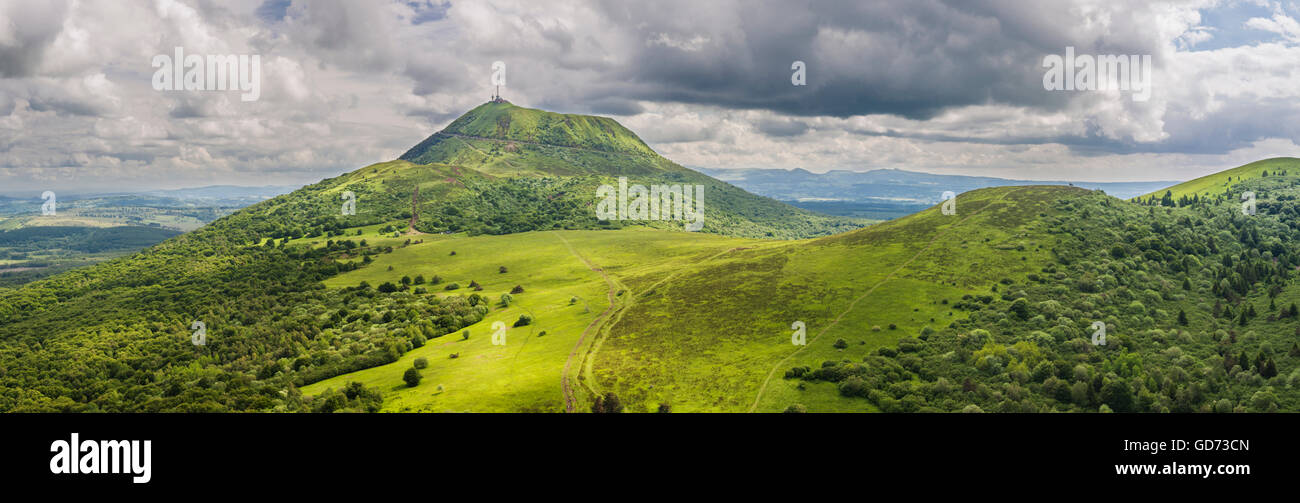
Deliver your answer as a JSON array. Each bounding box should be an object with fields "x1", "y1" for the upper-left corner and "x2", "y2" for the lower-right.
[
  {"x1": 403, "y1": 367, "x2": 422, "y2": 387},
  {"x1": 510, "y1": 285, "x2": 525, "y2": 294},
  {"x1": 513, "y1": 314, "x2": 533, "y2": 327},
  {"x1": 444, "y1": 283, "x2": 460, "y2": 290},
  {"x1": 783, "y1": 404, "x2": 807, "y2": 413},
  {"x1": 833, "y1": 338, "x2": 848, "y2": 349},
  {"x1": 413, "y1": 357, "x2": 428, "y2": 369},
  {"x1": 591, "y1": 392, "x2": 624, "y2": 413},
  {"x1": 499, "y1": 266, "x2": 508, "y2": 273}
]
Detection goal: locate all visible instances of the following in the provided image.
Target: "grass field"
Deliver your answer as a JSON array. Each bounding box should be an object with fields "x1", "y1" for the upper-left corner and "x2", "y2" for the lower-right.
[
  {"x1": 301, "y1": 228, "x2": 765, "y2": 412},
  {"x1": 1138, "y1": 157, "x2": 1300, "y2": 200},
  {"x1": 303, "y1": 186, "x2": 1080, "y2": 412}
]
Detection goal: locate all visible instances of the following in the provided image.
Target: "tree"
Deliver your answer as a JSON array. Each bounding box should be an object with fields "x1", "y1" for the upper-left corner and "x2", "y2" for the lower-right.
[
  {"x1": 403, "y1": 367, "x2": 422, "y2": 387},
  {"x1": 499, "y1": 266, "x2": 508, "y2": 273},
  {"x1": 513, "y1": 314, "x2": 533, "y2": 327},
  {"x1": 413, "y1": 357, "x2": 428, "y2": 369},
  {"x1": 1177, "y1": 309, "x2": 1188, "y2": 326},
  {"x1": 833, "y1": 338, "x2": 848, "y2": 349},
  {"x1": 1100, "y1": 379, "x2": 1133, "y2": 413},
  {"x1": 1009, "y1": 298, "x2": 1031, "y2": 320},
  {"x1": 1261, "y1": 357, "x2": 1278, "y2": 379},
  {"x1": 510, "y1": 285, "x2": 525, "y2": 294},
  {"x1": 591, "y1": 392, "x2": 624, "y2": 413},
  {"x1": 378, "y1": 282, "x2": 398, "y2": 293}
]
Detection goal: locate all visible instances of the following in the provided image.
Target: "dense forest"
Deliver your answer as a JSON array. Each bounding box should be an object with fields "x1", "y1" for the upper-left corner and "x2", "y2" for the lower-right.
[{"x1": 785, "y1": 172, "x2": 1300, "y2": 412}]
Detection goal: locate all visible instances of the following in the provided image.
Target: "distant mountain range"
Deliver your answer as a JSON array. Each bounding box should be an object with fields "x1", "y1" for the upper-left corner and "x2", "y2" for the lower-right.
[
  {"x1": 0, "y1": 185, "x2": 298, "y2": 215},
  {"x1": 696, "y1": 167, "x2": 1179, "y2": 219}
]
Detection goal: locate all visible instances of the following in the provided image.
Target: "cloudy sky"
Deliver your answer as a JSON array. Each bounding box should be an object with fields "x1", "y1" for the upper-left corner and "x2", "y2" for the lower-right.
[{"x1": 1, "y1": 0, "x2": 1299, "y2": 193}]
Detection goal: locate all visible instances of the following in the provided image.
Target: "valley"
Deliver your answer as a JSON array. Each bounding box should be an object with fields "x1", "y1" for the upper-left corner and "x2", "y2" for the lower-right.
[{"x1": 2, "y1": 101, "x2": 1298, "y2": 414}]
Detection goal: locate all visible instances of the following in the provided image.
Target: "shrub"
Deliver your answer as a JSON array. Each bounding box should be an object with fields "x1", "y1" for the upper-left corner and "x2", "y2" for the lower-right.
[
  {"x1": 591, "y1": 392, "x2": 624, "y2": 413},
  {"x1": 510, "y1": 285, "x2": 525, "y2": 294},
  {"x1": 833, "y1": 338, "x2": 848, "y2": 349},
  {"x1": 444, "y1": 283, "x2": 460, "y2": 290},
  {"x1": 513, "y1": 314, "x2": 533, "y2": 327},
  {"x1": 499, "y1": 266, "x2": 508, "y2": 273},
  {"x1": 783, "y1": 404, "x2": 807, "y2": 413},
  {"x1": 403, "y1": 367, "x2": 422, "y2": 387},
  {"x1": 413, "y1": 357, "x2": 428, "y2": 369}
]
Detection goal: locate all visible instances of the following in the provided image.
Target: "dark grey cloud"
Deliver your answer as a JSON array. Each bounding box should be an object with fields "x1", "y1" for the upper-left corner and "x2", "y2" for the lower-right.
[
  {"x1": 0, "y1": 0, "x2": 70, "y2": 78},
  {"x1": 581, "y1": 0, "x2": 1160, "y2": 120}
]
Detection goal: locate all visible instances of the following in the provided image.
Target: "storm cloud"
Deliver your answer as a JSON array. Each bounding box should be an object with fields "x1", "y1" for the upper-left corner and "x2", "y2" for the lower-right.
[{"x1": 1, "y1": 0, "x2": 1298, "y2": 192}]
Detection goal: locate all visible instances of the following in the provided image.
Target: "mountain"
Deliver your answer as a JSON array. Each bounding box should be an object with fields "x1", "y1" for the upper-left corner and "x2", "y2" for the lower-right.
[
  {"x1": 390, "y1": 101, "x2": 862, "y2": 239},
  {"x1": 700, "y1": 166, "x2": 1180, "y2": 219},
  {"x1": 3, "y1": 100, "x2": 1299, "y2": 413},
  {"x1": 400, "y1": 101, "x2": 664, "y2": 172},
  {"x1": 305, "y1": 161, "x2": 1300, "y2": 413},
  {"x1": 1136, "y1": 157, "x2": 1300, "y2": 201},
  {"x1": 0, "y1": 102, "x2": 856, "y2": 412}
]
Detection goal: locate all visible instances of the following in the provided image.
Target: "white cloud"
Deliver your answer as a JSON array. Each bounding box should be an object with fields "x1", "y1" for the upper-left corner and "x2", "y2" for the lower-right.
[{"x1": 0, "y1": 0, "x2": 1298, "y2": 194}]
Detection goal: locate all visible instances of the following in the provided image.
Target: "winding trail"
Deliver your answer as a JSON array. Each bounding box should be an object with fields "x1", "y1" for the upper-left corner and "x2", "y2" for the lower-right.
[
  {"x1": 746, "y1": 189, "x2": 1020, "y2": 412},
  {"x1": 556, "y1": 234, "x2": 618, "y2": 413}
]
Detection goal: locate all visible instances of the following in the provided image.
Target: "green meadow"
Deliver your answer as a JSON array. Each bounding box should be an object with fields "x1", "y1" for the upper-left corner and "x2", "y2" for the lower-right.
[
  {"x1": 305, "y1": 186, "x2": 1078, "y2": 412},
  {"x1": 302, "y1": 229, "x2": 765, "y2": 412}
]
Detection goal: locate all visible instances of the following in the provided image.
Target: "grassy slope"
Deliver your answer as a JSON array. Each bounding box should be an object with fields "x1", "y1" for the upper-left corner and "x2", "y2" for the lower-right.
[
  {"x1": 307, "y1": 186, "x2": 1079, "y2": 412},
  {"x1": 592, "y1": 186, "x2": 1074, "y2": 412},
  {"x1": 301, "y1": 229, "x2": 765, "y2": 411},
  {"x1": 397, "y1": 102, "x2": 864, "y2": 239},
  {"x1": 1138, "y1": 157, "x2": 1300, "y2": 200}
]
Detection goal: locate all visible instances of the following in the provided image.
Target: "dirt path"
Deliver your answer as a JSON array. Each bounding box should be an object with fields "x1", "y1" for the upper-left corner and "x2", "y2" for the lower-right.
[
  {"x1": 746, "y1": 189, "x2": 1020, "y2": 412},
  {"x1": 556, "y1": 234, "x2": 618, "y2": 413},
  {"x1": 569, "y1": 242, "x2": 775, "y2": 410}
]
